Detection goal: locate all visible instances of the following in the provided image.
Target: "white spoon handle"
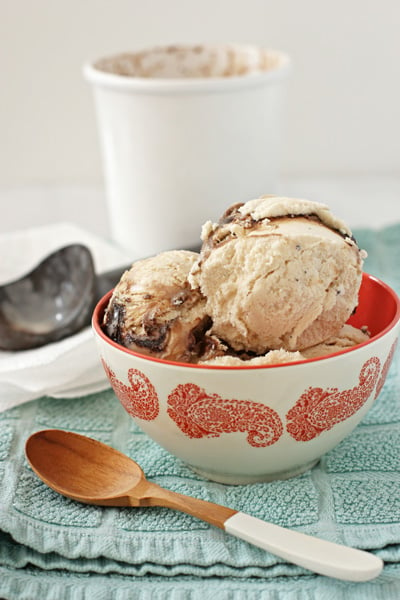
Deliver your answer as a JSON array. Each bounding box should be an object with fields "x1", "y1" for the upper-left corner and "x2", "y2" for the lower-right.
[{"x1": 224, "y1": 512, "x2": 382, "y2": 582}]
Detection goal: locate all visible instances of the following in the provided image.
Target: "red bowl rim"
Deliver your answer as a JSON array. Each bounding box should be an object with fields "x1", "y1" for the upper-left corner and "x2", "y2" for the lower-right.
[{"x1": 92, "y1": 272, "x2": 400, "y2": 370}]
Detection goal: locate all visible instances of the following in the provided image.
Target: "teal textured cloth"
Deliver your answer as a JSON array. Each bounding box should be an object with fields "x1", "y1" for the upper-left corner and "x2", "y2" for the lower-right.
[{"x1": 0, "y1": 225, "x2": 400, "y2": 599}]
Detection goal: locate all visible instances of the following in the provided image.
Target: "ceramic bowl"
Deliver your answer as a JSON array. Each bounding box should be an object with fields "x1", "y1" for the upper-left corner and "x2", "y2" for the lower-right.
[{"x1": 92, "y1": 273, "x2": 400, "y2": 484}]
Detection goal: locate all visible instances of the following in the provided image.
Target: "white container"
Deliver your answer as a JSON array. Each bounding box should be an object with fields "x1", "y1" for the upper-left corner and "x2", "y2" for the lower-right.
[{"x1": 84, "y1": 44, "x2": 291, "y2": 259}]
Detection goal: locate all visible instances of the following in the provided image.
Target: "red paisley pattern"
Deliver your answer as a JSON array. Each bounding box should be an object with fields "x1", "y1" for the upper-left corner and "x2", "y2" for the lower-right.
[
  {"x1": 374, "y1": 340, "x2": 398, "y2": 399},
  {"x1": 286, "y1": 357, "x2": 381, "y2": 441},
  {"x1": 102, "y1": 341, "x2": 397, "y2": 446},
  {"x1": 167, "y1": 383, "x2": 283, "y2": 447},
  {"x1": 101, "y1": 359, "x2": 159, "y2": 420}
]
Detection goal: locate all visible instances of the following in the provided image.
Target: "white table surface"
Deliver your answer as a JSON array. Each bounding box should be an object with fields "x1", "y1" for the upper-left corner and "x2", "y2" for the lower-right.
[{"x1": 0, "y1": 176, "x2": 399, "y2": 244}]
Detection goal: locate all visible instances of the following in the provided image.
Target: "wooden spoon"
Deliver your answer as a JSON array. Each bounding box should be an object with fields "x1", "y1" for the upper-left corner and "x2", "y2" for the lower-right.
[{"x1": 25, "y1": 429, "x2": 383, "y2": 582}]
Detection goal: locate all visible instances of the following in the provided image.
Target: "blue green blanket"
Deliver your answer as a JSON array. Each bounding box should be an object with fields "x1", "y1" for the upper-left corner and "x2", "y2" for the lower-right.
[{"x1": 0, "y1": 225, "x2": 399, "y2": 599}]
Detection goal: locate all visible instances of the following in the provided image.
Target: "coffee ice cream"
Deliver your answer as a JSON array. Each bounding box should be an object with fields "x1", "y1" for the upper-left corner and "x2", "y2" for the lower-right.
[
  {"x1": 103, "y1": 196, "x2": 368, "y2": 366},
  {"x1": 103, "y1": 250, "x2": 222, "y2": 363},
  {"x1": 199, "y1": 325, "x2": 369, "y2": 366},
  {"x1": 200, "y1": 348, "x2": 304, "y2": 367},
  {"x1": 301, "y1": 323, "x2": 370, "y2": 359},
  {"x1": 189, "y1": 196, "x2": 366, "y2": 353}
]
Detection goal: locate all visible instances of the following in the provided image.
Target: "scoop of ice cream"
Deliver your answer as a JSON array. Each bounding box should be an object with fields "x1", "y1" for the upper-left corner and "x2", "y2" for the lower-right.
[
  {"x1": 301, "y1": 324, "x2": 370, "y2": 359},
  {"x1": 189, "y1": 196, "x2": 366, "y2": 353},
  {"x1": 200, "y1": 325, "x2": 368, "y2": 366},
  {"x1": 200, "y1": 348, "x2": 304, "y2": 367},
  {"x1": 103, "y1": 250, "x2": 214, "y2": 363}
]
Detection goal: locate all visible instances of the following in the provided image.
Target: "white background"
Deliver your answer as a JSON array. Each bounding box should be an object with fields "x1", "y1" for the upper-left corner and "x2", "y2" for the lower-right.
[{"x1": 1, "y1": 0, "x2": 400, "y2": 237}]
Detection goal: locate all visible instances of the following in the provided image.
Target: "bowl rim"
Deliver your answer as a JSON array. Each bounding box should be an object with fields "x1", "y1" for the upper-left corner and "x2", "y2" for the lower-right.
[{"x1": 92, "y1": 272, "x2": 400, "y2": 371}]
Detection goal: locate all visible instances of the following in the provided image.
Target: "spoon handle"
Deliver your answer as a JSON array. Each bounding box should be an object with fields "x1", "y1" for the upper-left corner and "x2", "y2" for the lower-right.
[
  {"x1": 224, "y1": 512, "x2": 382, "y2": 582},
  {"x1": 145, "y1": 484, "x2": 382, "y2": 581}
]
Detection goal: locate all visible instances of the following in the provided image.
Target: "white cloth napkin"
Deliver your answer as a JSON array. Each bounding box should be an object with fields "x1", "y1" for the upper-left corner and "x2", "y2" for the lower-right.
[{"x1": 0, "y1": 223, "x2": 130, "y2": 412}]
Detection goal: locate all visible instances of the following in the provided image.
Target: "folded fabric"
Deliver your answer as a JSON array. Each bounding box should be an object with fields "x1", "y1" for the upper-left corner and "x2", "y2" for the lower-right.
[
  {"x1": 0, "y1": 224, "x2": 399, "y2": 599},
  {"x1": 0, "y1": 223, "x2": 130, "y2": 411},
  {"x1": 0, "y1": 371, "x2": 399, "y2": 599}
]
